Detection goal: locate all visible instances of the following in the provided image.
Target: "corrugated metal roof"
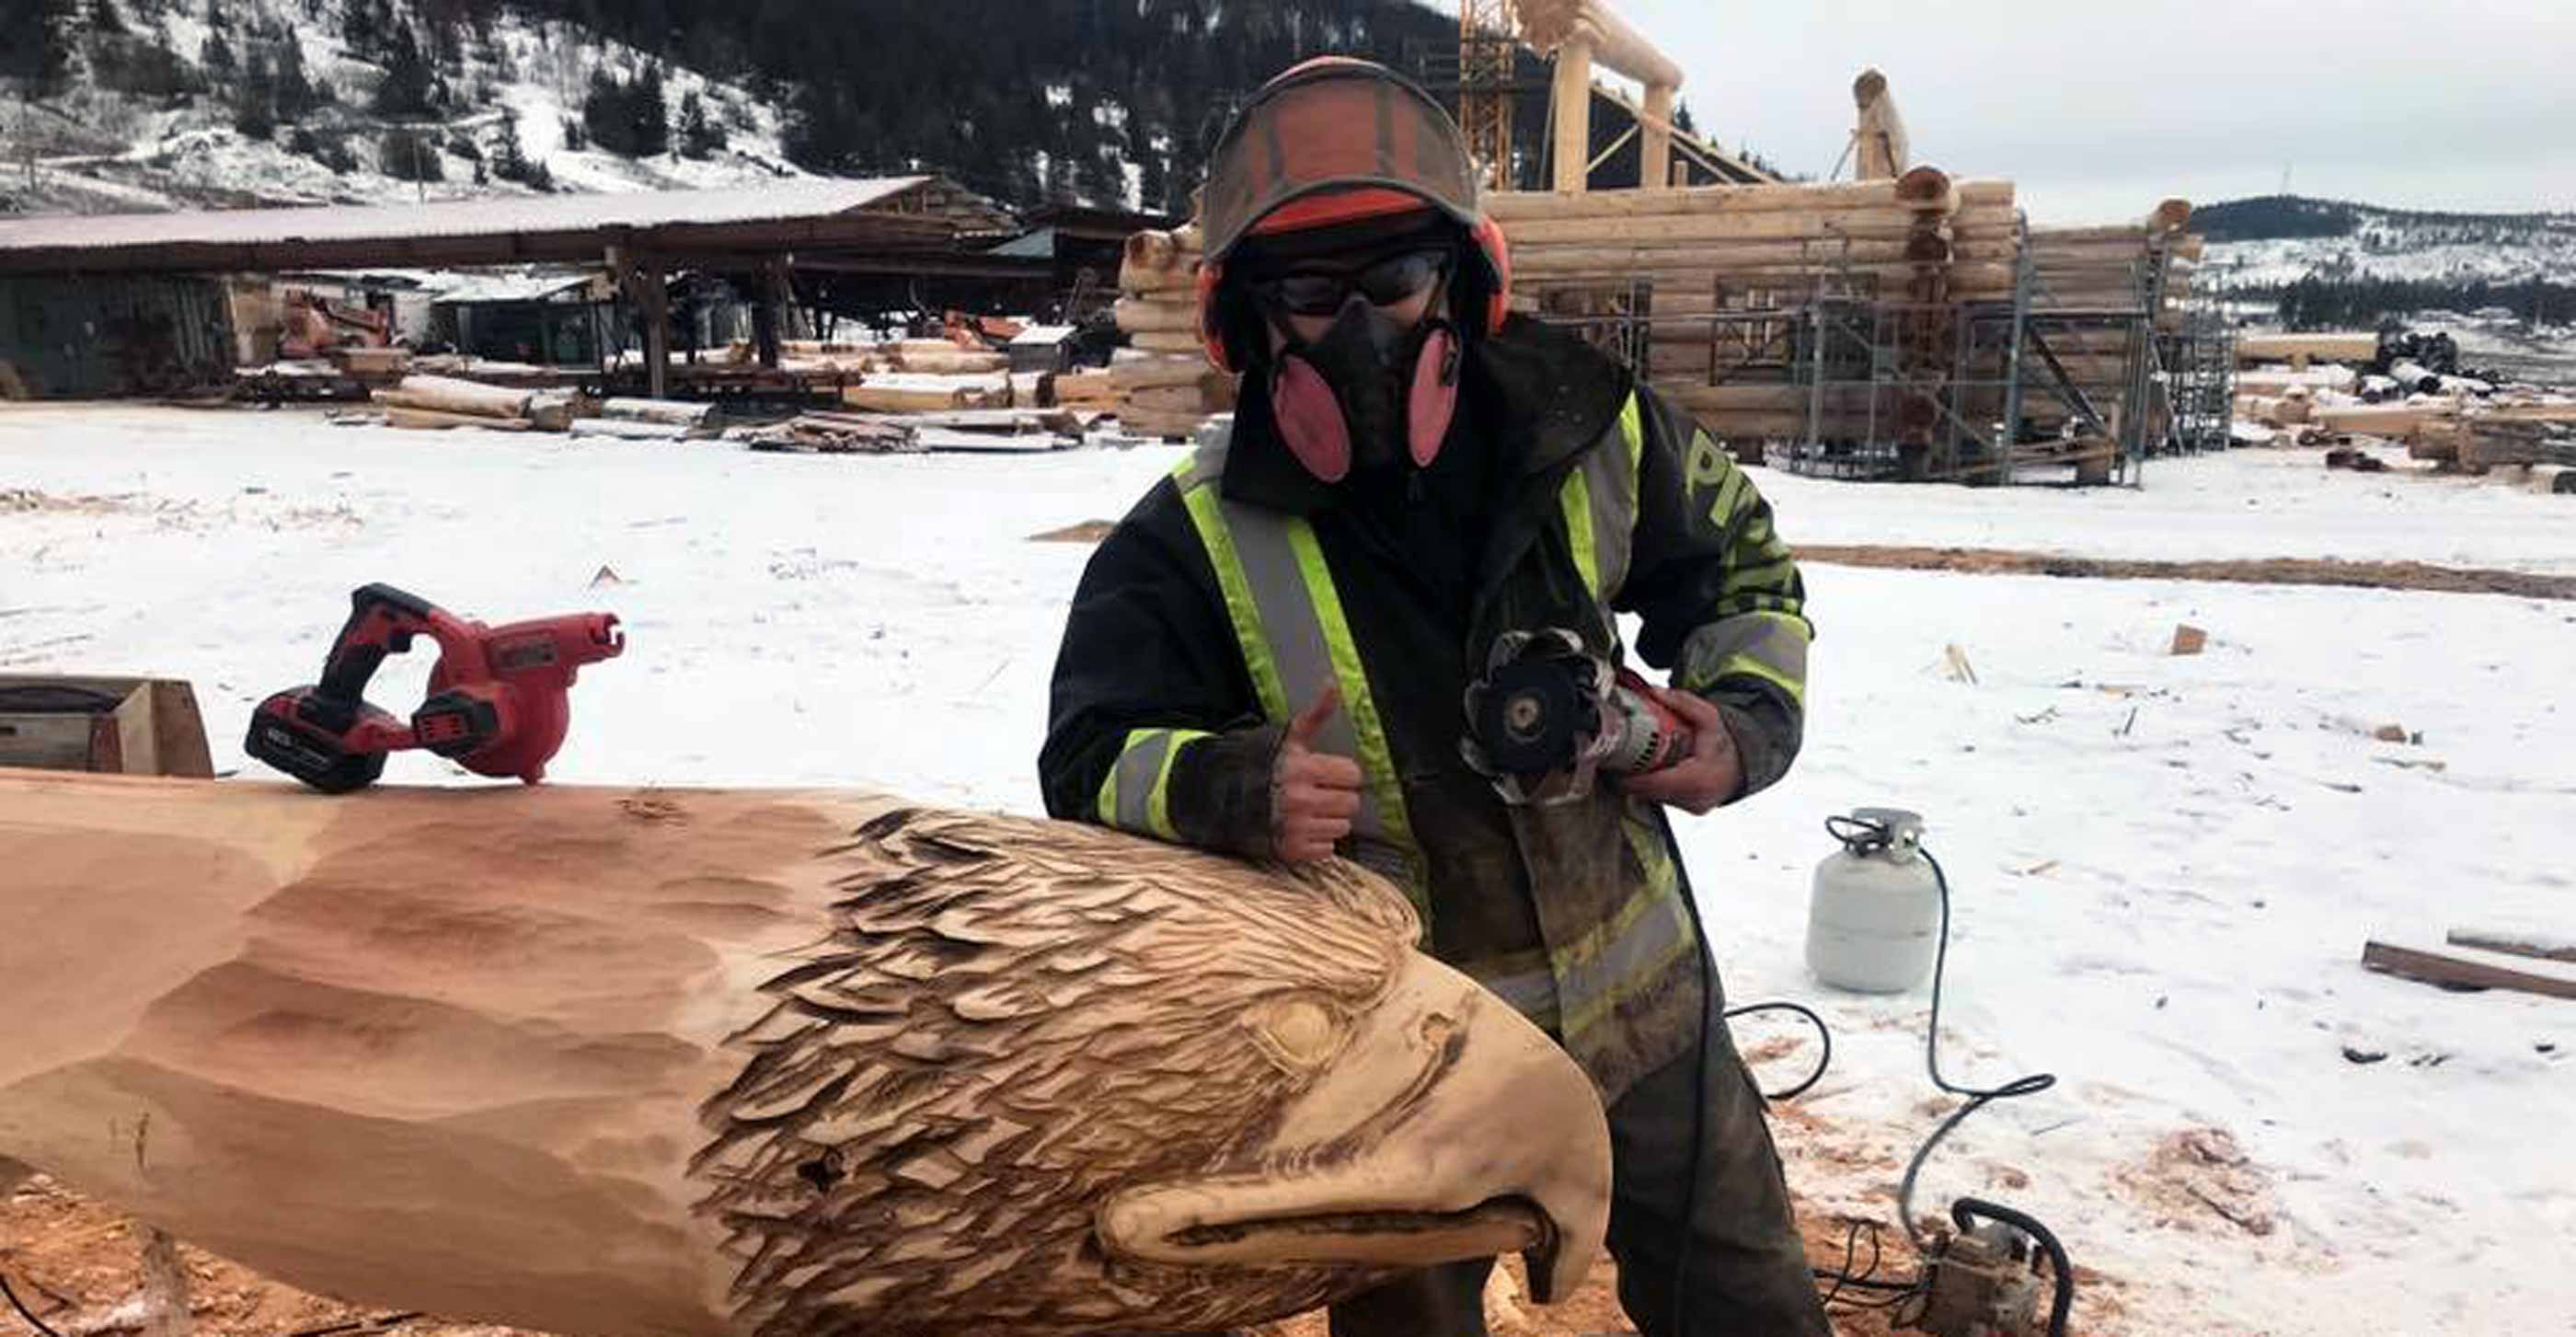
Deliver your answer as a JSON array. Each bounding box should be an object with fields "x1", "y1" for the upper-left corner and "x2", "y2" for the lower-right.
[
  {"x1": 0, "y1": 178, "x2": 931, "y2": 255},
  {"x1": 431, "y1": 272, "x2": 600, "y2": 305}
]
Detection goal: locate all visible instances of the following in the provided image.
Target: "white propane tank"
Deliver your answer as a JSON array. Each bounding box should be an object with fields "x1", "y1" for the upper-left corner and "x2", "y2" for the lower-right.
[{"x1": 1806, "y1": 807, "x2": 1942, "y2": 994}]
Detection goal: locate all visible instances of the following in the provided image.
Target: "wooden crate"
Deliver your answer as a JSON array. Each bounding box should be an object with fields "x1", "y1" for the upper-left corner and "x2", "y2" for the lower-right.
[{"x1": 0, "y1": 675, "x2": 214, "y2": 778}]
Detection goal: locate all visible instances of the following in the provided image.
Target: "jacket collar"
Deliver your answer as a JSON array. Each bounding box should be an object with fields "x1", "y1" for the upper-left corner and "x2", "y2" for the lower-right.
[{"x1": 1217, "y1": 315, "x2": 1633, "y2": 516}]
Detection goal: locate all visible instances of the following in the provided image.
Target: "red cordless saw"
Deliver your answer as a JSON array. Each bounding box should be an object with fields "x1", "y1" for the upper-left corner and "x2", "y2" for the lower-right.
[{"x1": 247, "y1": 583, "x2": 623, "y2": 793}]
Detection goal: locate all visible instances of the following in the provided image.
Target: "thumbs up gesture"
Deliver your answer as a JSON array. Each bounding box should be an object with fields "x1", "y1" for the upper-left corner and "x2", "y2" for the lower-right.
[{"x1": 1271, "y1": 687, "x2": 1366, "y2": 862}]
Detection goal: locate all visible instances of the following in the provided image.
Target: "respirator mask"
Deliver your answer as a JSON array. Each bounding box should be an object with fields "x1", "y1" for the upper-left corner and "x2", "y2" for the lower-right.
[{"x1": 1252, "y1": 245, "x2": 1464, "y2": 483}]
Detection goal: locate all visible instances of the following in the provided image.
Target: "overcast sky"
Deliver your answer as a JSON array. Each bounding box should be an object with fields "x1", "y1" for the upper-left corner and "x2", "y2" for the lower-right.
[{"x1": 1481, "y1": 1, "x2": 2576, "y2": 223}]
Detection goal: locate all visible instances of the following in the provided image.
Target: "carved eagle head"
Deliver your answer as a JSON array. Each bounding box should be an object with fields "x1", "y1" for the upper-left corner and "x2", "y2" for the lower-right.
[{"x1": 693, "y1": 806, "x2": 1609, "y2": 1336}]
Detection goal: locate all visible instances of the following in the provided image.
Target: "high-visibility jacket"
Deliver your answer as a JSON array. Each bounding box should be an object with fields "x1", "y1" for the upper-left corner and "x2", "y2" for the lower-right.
[{"x1": 1041, "y1": 317, "x2": 1811, "y2": 1101}]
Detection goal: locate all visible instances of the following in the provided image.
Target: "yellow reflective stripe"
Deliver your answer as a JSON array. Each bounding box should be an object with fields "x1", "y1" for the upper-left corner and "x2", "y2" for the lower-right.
[
  {"x1": 1618, "y1": 391, "x2": 1644, "y2": 478},
  {"x1": 1561, "y1": 466, "x2": 1601, "y2": 597},
  {"x1": 1558, "y1": 816, "x2": 1695, "y2": 1040},
  {"x1": 1716, "y1": 654, "x2": 1807, "y2": 709},
  {"x1": 1096, "y1": 732, "x2": 1129, "y2": 825},
  {"x1": 1146, "y1": 728, "x2": 1206, "y2": 840},
  {"x1": 1176, "y1": 468, "x2": 1290, "y2": 720},
  {"x1": 1284, "y1": 518, "x2": 1425, "y2": 912}
]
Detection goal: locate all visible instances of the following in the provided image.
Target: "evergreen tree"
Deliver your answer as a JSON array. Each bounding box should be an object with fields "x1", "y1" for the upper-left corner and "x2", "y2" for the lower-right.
[
  {"x1": 270, "y1": 34, "x2": 318, "y2": 117},
  {"x1": 678, "y1": 88, "x2": 723, "y2": 158},
  {"x1": 630, "y1": 62, "x2": 670, "y2": 156},
  {"x1": 201, "y1": 23, "x2": 235, "y2": 79},
  {"x1": 232, "y1": 48, "x2": 276, "y2": 138},
  {"x1": 372, "y1": 21, "x2": 434, "y2": 116},
  {"x1": 88, "y1": 0, "x2": 124, "y2": 36}
]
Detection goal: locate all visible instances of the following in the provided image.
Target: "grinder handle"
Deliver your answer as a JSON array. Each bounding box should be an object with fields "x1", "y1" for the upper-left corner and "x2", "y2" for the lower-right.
[{"x1": 317, "y1": 583, "x2": 440, "y2": 704}]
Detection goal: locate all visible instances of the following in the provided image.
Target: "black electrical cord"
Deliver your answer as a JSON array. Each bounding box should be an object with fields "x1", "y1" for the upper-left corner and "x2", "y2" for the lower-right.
[
  {"x1": 0, "y1": 1269, "x2": 64, "y2": 1337},
  {"x1": 1892, "y1": 843, "x2": 2057, "y2": 1254},
  {"x1": 1720, "y1": 999, "x2": 1833, "y2": 1101}
]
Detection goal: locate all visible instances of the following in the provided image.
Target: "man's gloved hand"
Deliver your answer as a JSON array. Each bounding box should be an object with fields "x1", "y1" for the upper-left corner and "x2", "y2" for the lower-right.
[
  {"x1": 1271, "y1": 687, "x2": 1364, "y2": 861},
  {"x1": 1616, "y1": 686, "x2": 1744, "y2": 815}
]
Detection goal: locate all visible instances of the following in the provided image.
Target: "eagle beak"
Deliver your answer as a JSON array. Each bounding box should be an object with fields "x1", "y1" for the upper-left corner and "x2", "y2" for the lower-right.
[{"x1": 1096, "y1": 953, "x2": 1611, "y2": 1305}]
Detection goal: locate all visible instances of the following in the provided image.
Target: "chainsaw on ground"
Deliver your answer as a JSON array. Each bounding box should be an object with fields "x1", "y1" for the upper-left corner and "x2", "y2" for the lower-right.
[{"x1": 247, "y1": 583, "x2": 623, "y2": 793}]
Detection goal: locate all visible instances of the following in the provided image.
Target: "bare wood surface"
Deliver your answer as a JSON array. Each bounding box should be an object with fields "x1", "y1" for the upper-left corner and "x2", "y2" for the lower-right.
[
  {"x1": 0, "y1": 774, "x2": 1614, "y2": 1337},
  {"x1": 2363, "y1": 941, "x2": 2576, "y2": 1000},
  {"x1": 2445, "y1": 930, "x2": 2576, "y2": 964}
]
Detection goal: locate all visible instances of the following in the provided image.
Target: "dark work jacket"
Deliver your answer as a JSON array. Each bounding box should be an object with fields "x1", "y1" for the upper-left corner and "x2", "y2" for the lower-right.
[{"x1": 1038, "y1": 316, "x2": 1811, "y2": 1099}]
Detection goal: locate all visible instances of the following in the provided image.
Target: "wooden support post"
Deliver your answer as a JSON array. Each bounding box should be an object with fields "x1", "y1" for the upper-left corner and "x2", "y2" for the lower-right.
[
  {"x1": 638, "y1": 261, "x2": 671, "y2": 400},
  {"x1": 1552, "y1": 37, "x2": 1593, "y2": 194},
  {"x1": 1639, "y1": 82, "x2": 1674, "y2": 190}
]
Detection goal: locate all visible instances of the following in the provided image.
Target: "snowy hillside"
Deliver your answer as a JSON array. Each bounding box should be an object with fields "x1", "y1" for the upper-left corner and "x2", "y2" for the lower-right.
[
  {"x1": 2198, "y1": 195, "x2": 2576, "y2": 290},
  {"x1": 0, "y1": 0, "x2": 809, "y2": 215}
]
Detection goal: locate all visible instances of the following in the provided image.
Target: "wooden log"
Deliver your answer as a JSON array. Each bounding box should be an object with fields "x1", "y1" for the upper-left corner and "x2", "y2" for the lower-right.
[
  {"x1": 1122, "y1": 227, "x2": 1202, "y2": 273},
  {"x1": 1112, "y1": 358, "x2": 1213, "y2": 392},
  {"x1": 2314, "y1": 402, "x2": 2455, "y2": 434},
  {"x1": 2468, "y1": 399, "x2": 2576, "y2": 423},
  {"x1": 1116, "y1": 297, "x2": 1201, "y2": 335},
  {"x1": 1851, "y1": 68, "x2": 1908, "y2": 180},
  {"x1": 2363, "y1": 940, "x2": 2576, "y2": 1001},
  {"x1": 1500, "y1": 207, "x2": 1953, "y2": 248},
  {"x1": 2389, "y1": 361, "x2": 2442, "y2": 394},
  {"x1": 1118, "y1": 408, "x2": 1211, "y2": 439},
  {"x1": 2145, "y1": 199, "x2": 2194, "y2": 235},
  {"x1": 1129, "y1": 385, "x2": 1210, "y2": 415},
  {"x1": 0, "y1": 774, "x2": 1613, "y2": 1335},
  {"x1": 1126, "y1": 330, "x2": 1206, "y2": 354},
  {"x1": 1517, "y1": 236, "x2": 1921, "y2": 265},
  {"x1": 381, "y1": 406, "x2": 535, "y2": 432},
  {"x1": 892, "y1": 350, "x2": 1013, "y2": 375},
  {"x1": 843, "y1": 384, "x2": 968, "y2": 413},
  {"x1": 374, "y1": 375, "x2": 535, "y2": 421},
  {"x1": 1486, "y1": 179, "x2": 2012, "y2": 223},
  {"x1": 601, "y1": 398, "x2": 717, "y2": 428},
  {"x1": 567, "y1": 417, "x2": 691, "y2": 441}
]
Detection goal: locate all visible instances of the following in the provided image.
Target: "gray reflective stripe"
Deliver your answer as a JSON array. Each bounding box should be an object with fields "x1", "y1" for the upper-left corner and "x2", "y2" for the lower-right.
[
  {"x1": 1098, "y1": 727, "x2": 1206, "y2": 840},
  {"x1": 1678, "y1": 610, "x2": 1811, "y2": 704},
  {"x1": 1171, "y1": 442, "x2": 1400, "y2": 849},
  {"x1": 1558, "y1": 816, "x2": 1694, "y2": 1041},
  {"x1": 1219, "y1": 510, "x2": 1387, "y2": 843},
  {"x1": 1558, "y1": 891, "x2": 1694, "y2": 1041}
]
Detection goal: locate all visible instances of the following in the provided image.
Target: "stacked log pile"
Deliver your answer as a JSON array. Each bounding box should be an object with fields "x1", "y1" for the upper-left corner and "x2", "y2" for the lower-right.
[
  {"x1": 373, "y1": 375, "x2": 580, "y2": 432},
  {"x1": 1483, "y1": 170, "x2": 2007, "y2": 446},
  {"x1": 1114, "y1": 225, "x2": 1231, "y2": 440}
]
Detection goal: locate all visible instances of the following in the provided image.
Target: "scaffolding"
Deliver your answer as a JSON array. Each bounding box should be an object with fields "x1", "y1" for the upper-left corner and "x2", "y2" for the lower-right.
[{"x1": 1531, "y1": 214, "x2": 2236, "y2": 487}]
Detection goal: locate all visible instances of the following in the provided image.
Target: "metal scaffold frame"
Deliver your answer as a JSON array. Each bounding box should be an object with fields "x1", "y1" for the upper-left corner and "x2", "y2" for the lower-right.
[{"x1": 1526, "y1": 212, "x2": 2236, "y2": 487}]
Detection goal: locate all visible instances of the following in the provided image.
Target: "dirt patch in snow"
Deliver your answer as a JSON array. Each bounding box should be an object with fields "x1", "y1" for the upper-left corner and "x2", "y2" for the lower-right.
[{"x1": 1797, "y1": 545, "x2": 2576, "y2": 600}]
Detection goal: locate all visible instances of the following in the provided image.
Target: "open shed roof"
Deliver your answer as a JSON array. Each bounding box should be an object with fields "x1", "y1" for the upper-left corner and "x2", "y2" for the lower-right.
[{"x1": 0, "y1": 178, "x2": 1018, "y2": 276}]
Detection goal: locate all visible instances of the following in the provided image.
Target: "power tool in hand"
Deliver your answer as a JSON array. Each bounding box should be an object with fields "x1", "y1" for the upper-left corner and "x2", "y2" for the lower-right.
[
  {"x1": 247, "y1": 583, "x2": 624, "y2": 793},
  {"x1": 1459, "y1": 627, "x2": 1693, "y2": 805}
]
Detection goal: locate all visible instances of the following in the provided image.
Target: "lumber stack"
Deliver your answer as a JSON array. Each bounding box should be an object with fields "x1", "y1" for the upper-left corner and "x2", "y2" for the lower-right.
[
  {"x1": 2011, "y1": 202, "x2": 2203, "y2": 443},
  {"x1": 1115, "y1": 224, "x2": 1222, "y2": 439}
]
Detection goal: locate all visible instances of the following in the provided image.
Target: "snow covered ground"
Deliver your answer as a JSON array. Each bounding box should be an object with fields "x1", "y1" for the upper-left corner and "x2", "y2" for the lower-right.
[{"x1": 5, "y1": 405, "x2": 2572, "y2": 1335}]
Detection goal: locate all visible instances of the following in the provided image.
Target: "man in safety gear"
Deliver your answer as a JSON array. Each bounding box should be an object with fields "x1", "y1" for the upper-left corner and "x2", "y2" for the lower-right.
[{"x1": 1039, "y1": 57, "x2": 1826, "y2": 1336}]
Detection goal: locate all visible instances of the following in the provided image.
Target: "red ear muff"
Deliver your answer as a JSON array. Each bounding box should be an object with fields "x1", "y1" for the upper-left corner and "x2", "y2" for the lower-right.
[
  {"x1": 1408, "y1": 326, "x2": 1461, "y2": 467},
  {"x1": 1195, "y1": 263, "x2": 1236, "y2": 374},
  {"x1": 1470, "y1": 215, "x2": 1512, "y2": 335},
  {"x1": 1271, "y1": 357, "x2": 1353, "y2": 482}
]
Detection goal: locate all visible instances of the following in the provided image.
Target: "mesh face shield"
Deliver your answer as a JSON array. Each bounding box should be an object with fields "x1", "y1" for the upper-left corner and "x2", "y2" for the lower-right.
[{"x1": 1199, "y1": 59, "x2": 1483, "y2": 263}]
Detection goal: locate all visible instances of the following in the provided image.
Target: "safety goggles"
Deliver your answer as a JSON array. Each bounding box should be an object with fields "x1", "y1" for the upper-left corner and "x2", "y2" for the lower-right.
[{"x1": 1251, "y1": 248, "x2": 1454, "y2": 317}]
